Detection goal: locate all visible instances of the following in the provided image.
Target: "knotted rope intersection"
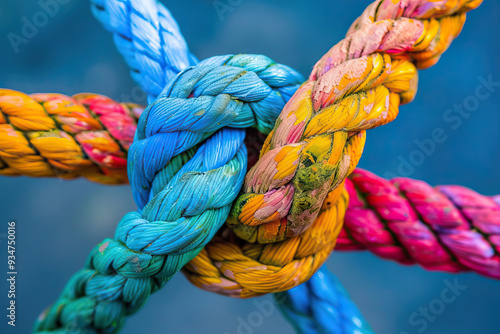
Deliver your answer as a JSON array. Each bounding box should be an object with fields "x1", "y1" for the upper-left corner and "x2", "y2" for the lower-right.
[
  {"x1": 183, "y1": 0, "x2": 483, "y2": 298},
  {"x1": 2, "y1": 88, "x2": 498, "y2": 281},
  {"x1": 0, "y1": 0, "x2": 485, "y2": 332},
  {"x1": 34, "y1": 54, "x2": 303, "y2": 332}
]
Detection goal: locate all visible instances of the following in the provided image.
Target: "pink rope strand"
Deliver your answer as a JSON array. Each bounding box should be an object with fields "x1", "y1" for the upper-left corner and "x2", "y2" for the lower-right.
[{"x1": 338, "y1": 168, "x2": 500, "y2": 279}]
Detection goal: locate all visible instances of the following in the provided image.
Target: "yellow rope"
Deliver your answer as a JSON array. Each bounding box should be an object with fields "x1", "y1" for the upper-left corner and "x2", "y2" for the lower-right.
[{"x1": 183, "y1": 0, "x2": 481, "y2": 297}]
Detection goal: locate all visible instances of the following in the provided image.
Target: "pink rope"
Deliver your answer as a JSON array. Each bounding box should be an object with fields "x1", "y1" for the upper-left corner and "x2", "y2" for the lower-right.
[{"x1": 338, "y1": 168, "x2": 500, "y2": 279}]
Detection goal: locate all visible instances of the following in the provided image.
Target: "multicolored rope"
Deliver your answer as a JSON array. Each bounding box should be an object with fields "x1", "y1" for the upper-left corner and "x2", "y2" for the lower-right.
[
  {"x1": 128, "y1": 54, "x2": 303, "y2": 208},
  {"x1": 2, "y1": 89, "x2": 496, "y2": 279},
  {"x1": 226, "y1": 0, "x2": 478, "y2": 244},
  {"x1": 0, "y1": 0, "x2": 482, "y2": 332},
  {"x1": 34, "y1": 54, "x2": 303, "y2": 332},
  {"x1": 0, "y1": 89, "x2": 142, "y2": 184},
  {"x1": 90, "y1": 0, "x2": 486, "y2": 294},
  {"x1": 183, "y1": 0, "x2": 483, "y2": 298}
]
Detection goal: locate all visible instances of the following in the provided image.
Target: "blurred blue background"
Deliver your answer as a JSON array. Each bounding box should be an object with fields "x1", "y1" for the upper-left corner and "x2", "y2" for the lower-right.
[{"x1": 0, "y1": 0, "x2": 499, "y2": 333}]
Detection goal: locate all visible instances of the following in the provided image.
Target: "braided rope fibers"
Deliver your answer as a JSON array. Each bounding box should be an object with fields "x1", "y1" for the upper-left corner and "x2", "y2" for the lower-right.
[
  {"x1": 341, "y1": 169, "x2": 500, "y2": 279},
  {"x1": 91, "y1": 0, "x2": 197, "y2": 101},
  {"x1": 1, "y1": 89, "x2": 495, "y2": 280},
  {"x1": 0, "y1": 90, "x2": 141, "y2": 184},
  {"x1": 0, "y1": 0, "x2": 484, "y2": 332},
  {"x1": 276, "y1": 265, "x2": 375, "y2": 334},
  {"x1": 184, "y1": 0, "x2": 484, "y2": 298}
]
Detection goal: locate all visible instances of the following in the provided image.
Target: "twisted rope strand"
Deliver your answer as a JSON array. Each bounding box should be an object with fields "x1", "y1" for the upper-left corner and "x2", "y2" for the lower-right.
[
  {"x1": 276, "y1": 265, "x2": 374, "y2": 334},
  {"x1": 228, "y1": 0, "x2": 478, "y2": 244},
  {"x1": 338, "y1": 169, "x2": 500, "y2": 279},
  {"x1": 0, "y1": 89, "x2": 142, "y2": 184},
  {"x1": 182, "y1": 0, "x2": 483, "y2": 298},
  {"x1": 91, "y1": 0, "x2": 197, "y2": 101}
]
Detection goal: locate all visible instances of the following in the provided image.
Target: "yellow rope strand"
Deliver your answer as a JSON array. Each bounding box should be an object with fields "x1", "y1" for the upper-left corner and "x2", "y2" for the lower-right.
[
  {"x1": 0, "y1": 89, "x2": 142, "y2": 184},
  {"x1": 183, "y1": 0, "x2": 482, "y2": 298}
]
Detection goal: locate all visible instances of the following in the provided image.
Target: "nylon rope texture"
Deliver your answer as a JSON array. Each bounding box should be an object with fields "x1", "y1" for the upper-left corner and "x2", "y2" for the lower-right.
[{"x1": 91, "y1": 0, "x2": 198, "y2": 102}]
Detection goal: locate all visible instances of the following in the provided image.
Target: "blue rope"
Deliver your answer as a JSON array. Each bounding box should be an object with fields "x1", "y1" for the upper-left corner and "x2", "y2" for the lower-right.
[
  {"x1": 277, "y1": 265, "x2": 375, "y2": 334},
  {"x1": 91, "y1": 0, "x2": 197, "y2": 102}
]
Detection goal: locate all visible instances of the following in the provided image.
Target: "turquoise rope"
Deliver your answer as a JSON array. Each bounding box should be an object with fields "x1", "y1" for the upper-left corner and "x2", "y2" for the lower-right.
[{"x1": 35, "y1": 1, "x2": 374, "y2": 332}]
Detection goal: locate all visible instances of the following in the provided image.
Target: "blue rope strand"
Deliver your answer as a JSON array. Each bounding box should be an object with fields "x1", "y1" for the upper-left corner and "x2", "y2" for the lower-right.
[
  {"x1": 91, "y1": 0, "x2": 197, "y2": 102},
  {"x1": 276, "y1": 265, "x2": 375, "y2": 334}
]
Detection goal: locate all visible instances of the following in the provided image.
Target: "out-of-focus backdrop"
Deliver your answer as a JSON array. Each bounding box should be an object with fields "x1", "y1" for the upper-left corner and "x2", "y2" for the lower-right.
[{"x1": 0, "y1": 0, "x2": 499, "y2": 333}]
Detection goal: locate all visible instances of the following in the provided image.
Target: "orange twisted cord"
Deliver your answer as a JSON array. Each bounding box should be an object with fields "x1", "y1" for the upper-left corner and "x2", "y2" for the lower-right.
[{"x1": 0, "y1": 89, "x2": 142, "y2": 184}]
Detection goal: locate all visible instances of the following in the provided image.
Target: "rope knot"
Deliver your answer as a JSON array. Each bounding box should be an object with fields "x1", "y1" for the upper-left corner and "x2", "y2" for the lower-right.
[{"x1": 129, "y1": 54, "x2": 303, "y2": 208}]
